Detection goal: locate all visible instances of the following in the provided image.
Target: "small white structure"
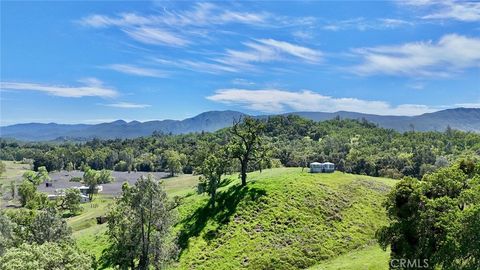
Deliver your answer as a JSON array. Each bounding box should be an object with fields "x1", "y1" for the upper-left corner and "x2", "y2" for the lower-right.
[
  {"x1": 76, "y1": 185, "x2": 103, "y2": 196},
  {"x1": 310, "y1": 162, "x2": 335, "y2": 173},
  {"x1": 47, "y1": 193, "x2": 90, "y2": 203}
]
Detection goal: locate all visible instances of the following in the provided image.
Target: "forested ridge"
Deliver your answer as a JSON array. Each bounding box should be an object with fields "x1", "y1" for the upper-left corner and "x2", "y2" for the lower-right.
[{"x1": 2, "y1": 115, "x2": 479, "y2": 179}]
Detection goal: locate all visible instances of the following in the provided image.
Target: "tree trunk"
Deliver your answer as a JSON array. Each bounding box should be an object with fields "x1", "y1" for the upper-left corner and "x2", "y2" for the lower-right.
[
  {"x1": 210, "y1": 190, "x2": 216, "y2": 209},
  {"x1": 241, "y1": 162, "x2": 247, "y2": 186}
]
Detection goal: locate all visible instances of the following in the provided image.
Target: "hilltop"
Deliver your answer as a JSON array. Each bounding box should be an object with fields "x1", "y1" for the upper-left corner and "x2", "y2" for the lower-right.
[
  {"x1": 1, "y1": 108, "x2": 479, "y2": 141},
  {"x1": 174, "y1": 168, "x2": 395, "y2": 269}
]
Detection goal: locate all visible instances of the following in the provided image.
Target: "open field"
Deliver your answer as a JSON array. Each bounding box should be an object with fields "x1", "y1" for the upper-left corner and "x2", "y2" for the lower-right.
[
  {"x1": 0, "y1": 161, "x2": 32, "y2": 205},
  {"x1": 0, "y1": 160, "x2": 31, "y2": 184}
]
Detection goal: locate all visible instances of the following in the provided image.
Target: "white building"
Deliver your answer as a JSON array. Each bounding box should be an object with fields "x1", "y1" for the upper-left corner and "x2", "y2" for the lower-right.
[{"x1": 310, "y1": 162, "x2": 335, "y2": 173}]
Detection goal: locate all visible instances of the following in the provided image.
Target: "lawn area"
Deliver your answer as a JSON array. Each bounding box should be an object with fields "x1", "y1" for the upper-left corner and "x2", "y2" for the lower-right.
[
  {"x1": 308, "y1": 245, "x2": 390, "y2": 270},
  {"x1": 0, "y1": 160, "x2": 31, "y2": 184},
  {"x1": 0, "y1": 160, "x2": 32, "y2": 206},
  {"x1": 162, "y1": 174, "x2": 199, "y2": 197}
]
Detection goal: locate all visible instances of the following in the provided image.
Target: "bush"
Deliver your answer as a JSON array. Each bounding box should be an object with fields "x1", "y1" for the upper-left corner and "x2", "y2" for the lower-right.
[
  {"x1": 0, "y1": 242, "x2": 93, "y2": 270},
  {"x1": 69, "y1": 177, "x2": 82, "y2": 182}
]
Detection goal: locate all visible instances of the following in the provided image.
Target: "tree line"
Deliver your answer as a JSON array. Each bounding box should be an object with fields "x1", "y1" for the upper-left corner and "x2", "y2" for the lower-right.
[{"x1": 1, "y1": 116, "x2": 479, "y2": 180}]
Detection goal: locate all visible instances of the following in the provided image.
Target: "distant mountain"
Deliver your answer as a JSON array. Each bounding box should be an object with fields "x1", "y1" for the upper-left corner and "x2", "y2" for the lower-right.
[
  {"x1": 1, "y1": 108, "x2": 479, "y2": 141},
  {"x1": 289, "y1": 108, "x2": 480, "y2": 133},
  {"x1": 0, "y1": 110, "x2": 246, "y2": 141}
]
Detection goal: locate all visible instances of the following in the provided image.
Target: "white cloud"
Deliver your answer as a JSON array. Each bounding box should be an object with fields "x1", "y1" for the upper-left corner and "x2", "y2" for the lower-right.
[
  {"x1": 207, "y1": 88, "x2": 436, "y2": 116},
  {"x1": 0, "y1": 78, "x2": 118, "y2": 98},
  {"x1": 323, "y1": 17, "x2": 413, "y2": 31},
  {"x1": 232, "y1": 78, "x2": 256, "y2": 86},
  {"x1": 79, "y1": 3, "x2": 268, "y2": 29},
  {"x1": 106, "y1": 64, "x2": 167, "y2": 77},
  {"x1": 214, "y1": 39, "x2": 322, "y2": 70},
  {"x1": 256, "y1": 39, "x2": 321, "y2": 62},
  {"x1": 152, "y1": 39, "x2": 322, "y2": 74},
  {"x1": 455, "y1": 102, "x2": 480, "y2": 108},
  {"x1": 350, "y1": 34, "x2": 480, "y2": 76},
  {"x1": 123, "y1": 27, "x2": 188, "y2": 47},
  {"x1": 78, "y1": 2, "x2": 270, "y2": 48},
  {"x1": 103, "y1": 102, "x2": 151, "y2": 109},
  {"x1": 401, "y1": 0, "x2": 480, "y2": 22}
]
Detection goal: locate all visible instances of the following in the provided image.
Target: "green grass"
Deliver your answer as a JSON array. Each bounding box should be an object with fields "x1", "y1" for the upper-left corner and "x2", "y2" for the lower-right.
[
  {"x1": 174, "y1": 168, "x2": 395, "y2": 270},
  {"x1": 67, "y1": 195, "x2": 113, "y2": 231},
  {"x1": 308, "y1": 245, "x2": 390, "y2": 270},
  {"x1": 0, "y1": 160, "x2": 31, "y2": 206},
  {"x1": 0, "y1": 160, "x2": 31, "y2": 185},
  {"x1": 162, "y1": 174, "x2": 199, "y2": 197}
]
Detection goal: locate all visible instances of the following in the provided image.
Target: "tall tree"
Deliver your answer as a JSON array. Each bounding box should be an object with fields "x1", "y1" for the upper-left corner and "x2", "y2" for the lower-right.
[
  {"x1": 22, "y1": 166, "x2": 50, "y2": 185},
  {"x1": 229, "y1": 117, "x2": 266, "y2": 186},
  {"x1": 164, "y1": 150, "x2": 186, "y2": 177},
  {"x1": 198, "y1": 148, "x2": 229, "y2": 208},
  {"x1": 104, "y1": 175, "x2": 177, "y2": 270},
  {"x1": 83, "y1": 169, "x2": 98, "y2": 201},
  {"x1": 56, "y1": 188, "x2": 82, "y2": 215}
]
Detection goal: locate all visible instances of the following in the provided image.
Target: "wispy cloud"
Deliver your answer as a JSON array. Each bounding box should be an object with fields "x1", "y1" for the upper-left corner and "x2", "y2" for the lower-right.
[
  {"x1": 455, "y1": 102, "x2": 480, "y2": 108},
  {"x1": 232, "y1": 78, "x2": 256, "y2": 86},
  {"x1": 122, "y1": 27, "x2": 189, "y2": 47},
  {"x1": 220, "y1": 39, "x2": 321, "y2": 66},
  {"x1": 401, "y1": 0, "x2": 480, "y2": 22},
  {"x1": 152, "y1": 38, "x2": 322, "y2": 74},
  {"x1": 0, "y1": 78, "x2": 118, "y2": 98},
  {"x1": 79, "y1": 3, "x2": 268, "y2": 28},
  {"x1": 105, "y1": 64, "x2": 167, "y2": 77},
  {"x1": 78, "y1": 3, "x2": 270, "y2": 47},
  {"x1": 350, "y1": 34, "x2": 480, "y2": 77},
  {"x1": 323, "y1": 17, "x2": 413, "y2": 31},
  {"x1": 207, "y1": 88, "x2": 436, "y2": 116},
  {"x1": 103, "y1": 102, "x2": 151, "y2": 109}
]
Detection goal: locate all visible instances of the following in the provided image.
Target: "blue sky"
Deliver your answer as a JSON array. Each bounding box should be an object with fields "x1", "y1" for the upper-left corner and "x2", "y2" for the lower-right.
[{"x1": 1, "y1": 0, "x2": 479, "y2": 125}]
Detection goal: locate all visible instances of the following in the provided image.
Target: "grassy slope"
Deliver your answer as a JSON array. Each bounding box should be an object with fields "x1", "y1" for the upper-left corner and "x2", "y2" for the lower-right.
[
  {"x1": 175, "y1": 168, "x2": 395, "y2": 270},
  {"x1": 308, "y1": 245, "x2": 389, "y2": 270}
]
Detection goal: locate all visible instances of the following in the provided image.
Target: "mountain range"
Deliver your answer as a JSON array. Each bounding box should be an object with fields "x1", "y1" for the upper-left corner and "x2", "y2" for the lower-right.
[{"x1": 1, "y1": 108, "x2": 479, "y2": 141}]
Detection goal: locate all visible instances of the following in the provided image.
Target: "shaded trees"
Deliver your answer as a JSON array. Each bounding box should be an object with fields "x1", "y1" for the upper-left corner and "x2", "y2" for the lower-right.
[
  {"x1": 197, "y1": 148, "x2": 230, "y2": 208},
  {"x1": 164, "y1": 150, "x2": 186, "y2": 177},
  {"x1": 376, "y1": 160, "x2": 480, "y2": 269},
  {"x1": 103, "y1": 175, "x2": 177, "y2": 270}
]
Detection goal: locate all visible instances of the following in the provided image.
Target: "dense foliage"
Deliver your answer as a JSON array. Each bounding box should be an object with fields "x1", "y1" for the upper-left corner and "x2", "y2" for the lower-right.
[
  {"x1": 102, "y1": 175, "x2": 177, "y2": 269},
  {"x1": 377, "y1": 159, "x2": 480, "y2": 270},
  {"x1": 1, "y1": 116, "x2": 479, "y2": 181},
  {"x1": 0, "y1": 208, "x2": 93, "y2": 269}
]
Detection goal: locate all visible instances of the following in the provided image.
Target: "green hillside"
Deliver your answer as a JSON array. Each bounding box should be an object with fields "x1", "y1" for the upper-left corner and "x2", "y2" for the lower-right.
[{"x1": 175, "y1": 168, "x2": 395, "y2": 270}]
